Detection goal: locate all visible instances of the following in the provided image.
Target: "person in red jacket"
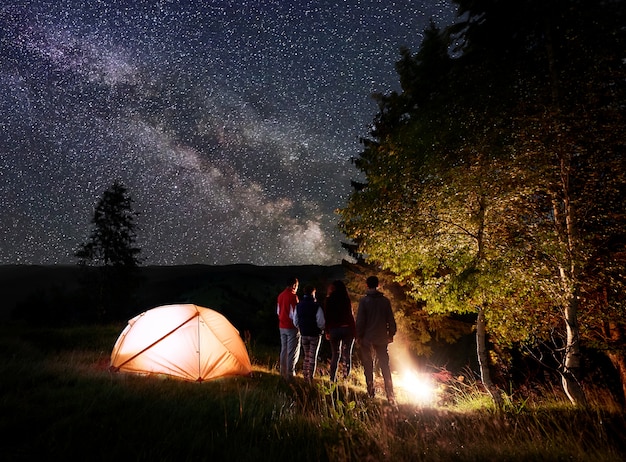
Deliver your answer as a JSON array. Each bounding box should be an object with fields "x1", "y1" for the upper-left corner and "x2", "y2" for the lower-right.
[
  {"x1": 356, "y1": 275, "x2": 397, "y2": 404},
  {"x1": 277, "y1": 276, "x2": 300, "y2": 380}
]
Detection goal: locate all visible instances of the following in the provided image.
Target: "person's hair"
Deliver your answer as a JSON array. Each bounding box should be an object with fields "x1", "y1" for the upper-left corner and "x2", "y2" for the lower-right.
[
  {"x1": 303, "y1": 284, "x2": 315, "y2": 295},
  {"x1": 328, "y1": 280, "x2": 351, "y2": 305},
  {"x1": 287, "y1": 276, "x2": 299, "y2": 287},
  {"x1": 366, "y1": 276, "x2": 379, "y2": 289},
  {"x1": 330, "y1": 280, "x2": 348, "y2": 297}
]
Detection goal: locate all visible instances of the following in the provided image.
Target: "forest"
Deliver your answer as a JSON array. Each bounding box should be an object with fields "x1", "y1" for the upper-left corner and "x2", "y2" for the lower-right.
[{"x1": 339, "y1": 0, "x2": 626, "y2": 407}]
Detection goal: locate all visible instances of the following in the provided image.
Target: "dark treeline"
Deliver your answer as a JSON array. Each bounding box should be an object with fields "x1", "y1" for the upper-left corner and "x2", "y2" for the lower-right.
[{"x1": 2, "y1": 264, "x2": 344, "y2": 344}]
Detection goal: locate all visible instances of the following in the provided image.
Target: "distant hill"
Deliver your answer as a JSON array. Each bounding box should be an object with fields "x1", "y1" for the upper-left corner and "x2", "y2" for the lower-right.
[{"x1": 0, "y1": 264, "x2": 345, "y2": 340}]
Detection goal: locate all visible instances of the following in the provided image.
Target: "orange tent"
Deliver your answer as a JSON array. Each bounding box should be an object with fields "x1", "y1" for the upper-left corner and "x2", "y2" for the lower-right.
[{"x1": 110, "y1": 304, "x2": 252, "y2": 381}]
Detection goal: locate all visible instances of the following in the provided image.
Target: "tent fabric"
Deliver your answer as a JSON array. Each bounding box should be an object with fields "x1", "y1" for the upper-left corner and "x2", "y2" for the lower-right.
[{"x1": 110, "y1": 304, "x2": 252, "y2": 381}]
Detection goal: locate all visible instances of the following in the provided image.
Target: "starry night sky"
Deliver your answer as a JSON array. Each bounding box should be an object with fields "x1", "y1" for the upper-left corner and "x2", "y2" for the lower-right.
[{"x1": 1, "y1": 0, "x2": 456, "y2": 266}]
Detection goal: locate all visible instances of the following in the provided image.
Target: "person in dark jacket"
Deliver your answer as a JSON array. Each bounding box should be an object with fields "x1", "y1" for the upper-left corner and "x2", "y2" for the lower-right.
[
  {"x1": 356, "y1": 275, "x2": 397, "y2": 404},
  {"x1": 294, "y1": 285, "x2": 325, "y2": 382},
  {"x1": 324, "y1": 280, "x2": 356, "y2": 382}
]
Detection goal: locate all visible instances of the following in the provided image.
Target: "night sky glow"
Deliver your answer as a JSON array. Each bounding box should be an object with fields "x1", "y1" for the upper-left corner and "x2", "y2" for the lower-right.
[{"x1": 1, "y1": 0, "x2": 455, "y2": 266}]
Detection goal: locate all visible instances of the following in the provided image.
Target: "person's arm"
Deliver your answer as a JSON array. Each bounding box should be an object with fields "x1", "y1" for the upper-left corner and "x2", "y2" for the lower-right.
[
  {"x1": 292, "y1": 305, "x2": 299, "y2": 328},
  {"x1": 290, "y1": 294, "x2": 299, "y2": 322},
  {"x1": 316, "y1": 306, "x2": 325, "y2": 330}
]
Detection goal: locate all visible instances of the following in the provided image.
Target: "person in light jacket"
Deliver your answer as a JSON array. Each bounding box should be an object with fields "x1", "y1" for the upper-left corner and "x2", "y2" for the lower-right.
[
  {"x1": 294, "y1": 284, "x2": 325, "y2": 382},
  {"x1": 356, "y1": 276, "x2": 397, "y2": 404}
]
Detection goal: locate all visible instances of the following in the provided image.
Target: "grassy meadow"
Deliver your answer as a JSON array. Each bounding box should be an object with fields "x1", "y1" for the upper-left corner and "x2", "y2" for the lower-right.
[{"x1": 1, "y1": 324, "x2": 625, "y2": 462}]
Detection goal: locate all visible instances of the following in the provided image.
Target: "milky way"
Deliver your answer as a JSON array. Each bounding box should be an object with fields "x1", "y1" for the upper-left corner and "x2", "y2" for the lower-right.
[{"x1": 1, "y1": 0, "x2": 456, "y2": 266}]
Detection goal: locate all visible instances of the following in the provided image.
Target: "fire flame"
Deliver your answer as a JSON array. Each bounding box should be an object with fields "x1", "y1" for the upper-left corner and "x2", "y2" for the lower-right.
[{"x1": 393, "y1": 369, "x2": 437, "y2": 405}]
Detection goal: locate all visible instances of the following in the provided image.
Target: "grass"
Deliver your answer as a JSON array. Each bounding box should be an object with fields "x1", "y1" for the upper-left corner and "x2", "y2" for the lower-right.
[{"x1": 1, "y1": 325, "x2": 625, "y2": 462}]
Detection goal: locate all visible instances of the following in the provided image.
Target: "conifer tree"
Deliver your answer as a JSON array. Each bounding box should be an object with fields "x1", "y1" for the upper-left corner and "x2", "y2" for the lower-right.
[
  {"x1": 76, "y1": 180, "x2": 141, "y2": 321},
  {"x1": 76, "y1": 180, "x2": 141, "y2": 267}
]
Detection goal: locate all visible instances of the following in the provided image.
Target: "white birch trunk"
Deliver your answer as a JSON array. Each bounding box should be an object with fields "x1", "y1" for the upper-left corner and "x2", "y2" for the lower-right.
[
  {"x1": 476, "y1": 306, "x2": 503, "y2": 408},
  {"x1": 552, "y1": 153, "x2": 586, "y2": 406},
  {"x1": 561, "y1": 291, "x2": 586, "y2": 406}
]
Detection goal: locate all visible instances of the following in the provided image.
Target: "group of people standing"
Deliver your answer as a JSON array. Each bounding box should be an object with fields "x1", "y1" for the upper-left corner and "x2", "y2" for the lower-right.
[{"x1": 277, "y1": 275, "x2": 397, "y2": 404}]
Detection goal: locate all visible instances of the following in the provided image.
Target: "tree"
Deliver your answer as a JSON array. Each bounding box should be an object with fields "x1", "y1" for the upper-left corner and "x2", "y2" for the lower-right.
[
  {"x1": 488, "y1": 0, "x2": 626, "y2": 404},
  {"x1": 76, "y1": 180, "x2": 141, "y2": 267},
  {"x1": 76, "y1": 180, "x2": 141, "y2": 321},
  {"x1": 340, "y1": 0, "x2": 626, "y2": 405},
  {"x1": 342, "y1": 17, "x2": 525, "y2": 406}
]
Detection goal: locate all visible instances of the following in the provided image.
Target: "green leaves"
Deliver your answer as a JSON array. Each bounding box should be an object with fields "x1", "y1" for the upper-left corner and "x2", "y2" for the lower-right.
[{"x1": 340, "y1": 0, "x2": 626, "y2": 367}]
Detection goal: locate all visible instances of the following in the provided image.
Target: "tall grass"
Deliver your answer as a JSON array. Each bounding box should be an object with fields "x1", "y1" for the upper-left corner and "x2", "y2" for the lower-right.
[{"x1": 1, "y1": 325, "x2": 624, "y2": 461}]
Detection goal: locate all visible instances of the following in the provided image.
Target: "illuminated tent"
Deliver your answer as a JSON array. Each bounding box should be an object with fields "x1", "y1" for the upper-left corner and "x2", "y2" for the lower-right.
[{"x1": 110, "y1": 304, "x2": 252, "y2": 381}]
